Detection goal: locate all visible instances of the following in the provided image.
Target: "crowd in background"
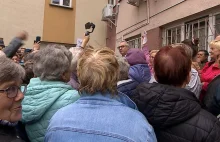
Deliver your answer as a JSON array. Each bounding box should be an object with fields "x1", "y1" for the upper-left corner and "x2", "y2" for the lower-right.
[{"x1": 0, "y1": 30, "x2": 220, "y2": 142}]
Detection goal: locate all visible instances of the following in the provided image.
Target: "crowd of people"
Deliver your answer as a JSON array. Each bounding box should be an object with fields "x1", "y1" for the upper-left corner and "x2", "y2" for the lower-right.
[{"x1": 0, "y1": 30, "x2": 220, "y2": 142}]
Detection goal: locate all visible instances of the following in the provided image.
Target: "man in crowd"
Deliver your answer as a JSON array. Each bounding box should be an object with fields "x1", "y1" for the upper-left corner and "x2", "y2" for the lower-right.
[
  {"x1": 117, "y1": 40, "x2": 130, "y2": 57},
  {"x1": 197, "y1": 50, "x2": 209, "y2": 69}
]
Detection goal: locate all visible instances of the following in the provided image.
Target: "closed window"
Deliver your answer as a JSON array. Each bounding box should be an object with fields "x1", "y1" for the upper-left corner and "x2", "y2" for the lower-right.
[
  {"x1": 165, "y1": 26, "x2": 181, "y2": 45},
  {"x1": 51, "y1": 0, "x2": 72, "y2": 8},
  {"x1": 215, "y1": 14, "x2": 220, "y2": 37},
  {"x1": 185, "y1": 18, "x2": 209, "y2": 50},
  {"x1": 126, "y1": 34, "x2": 141, "y2": 49}
]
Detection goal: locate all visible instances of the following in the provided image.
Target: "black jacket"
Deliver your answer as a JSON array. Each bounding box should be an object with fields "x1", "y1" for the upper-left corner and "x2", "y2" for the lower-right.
[
  {"x1": 117, "y1": 80, "x2": 139, "y2": 97},
  {"x1": 132, "y1": 83, "x2": 220, "y2": 142},
  {"x1": 204, "y1": 75, "x2": 220, "y2": 116},
  {"x1": 0, "y1": 124, "x2": 25, "y2": 142}
]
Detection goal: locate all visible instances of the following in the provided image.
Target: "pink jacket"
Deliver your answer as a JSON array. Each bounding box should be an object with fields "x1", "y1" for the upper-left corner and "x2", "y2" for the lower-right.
[{"x1": 142, "y1": 45, "x2": 150, "y2": 64}]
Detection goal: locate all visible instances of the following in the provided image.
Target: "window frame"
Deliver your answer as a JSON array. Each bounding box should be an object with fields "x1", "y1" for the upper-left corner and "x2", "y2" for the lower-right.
[
  {"x1": 164, "y1": 26, "x2": 182, "y2": 45},
  {"x1": 185, "y1": 17, "x2": 209, "y2": 50},
  {"x1": 50, "y1": 0, "x2": 72, "y2": 8},
  {"x1": 126, "y1": 34, "x2": 142, "y2": 49}
]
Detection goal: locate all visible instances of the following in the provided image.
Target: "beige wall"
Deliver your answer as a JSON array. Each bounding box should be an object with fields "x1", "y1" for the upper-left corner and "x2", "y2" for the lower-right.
[
  {"x1": 74, "y1": 0, "x2": 107, "y2": 47},
  {"x1": 116, "y1": 0, "x2": 220, "y2": 45},
  {"x1": 43, "y1": 0, "x2": 76, "y2": 44},
  {"x1": 0, "y1": 0, "x2": 45, "y2": 48}
]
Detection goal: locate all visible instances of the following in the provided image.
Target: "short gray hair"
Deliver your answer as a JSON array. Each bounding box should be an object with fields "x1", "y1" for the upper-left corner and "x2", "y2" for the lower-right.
[
  {"x1": 117, "y1": 57, "x2": 130, "y2": 81},
  {"x1": 69, "y1": 47, "x2": 83, "y2": 72},
  {"x1": 120, "y1": 40, "x2": 129, "y2": 47},
  {"x1": 33, "y1": 44, "x2": 72, "y2": 81},
  {"x1": 0, "y1": 57, "x2": 25, "y2": 83},
  {"x1": 172, "y1": 43, "x2": 193, "y2": 59}
]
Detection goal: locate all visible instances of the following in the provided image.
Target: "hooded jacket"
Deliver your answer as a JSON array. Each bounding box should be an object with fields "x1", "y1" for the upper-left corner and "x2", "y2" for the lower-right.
[
  {"x1": 132, "y1": 83, "x2": 220, "y2": 142},
  {"x1": 129, "y1": 64, "x2": 151, "y2": 83},
  {"x1": 22, "y1": 78, "x2": 80, "y2": 142}
]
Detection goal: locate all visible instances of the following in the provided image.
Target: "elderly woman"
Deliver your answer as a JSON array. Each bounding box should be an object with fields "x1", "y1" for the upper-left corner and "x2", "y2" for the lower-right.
[
  {"x1": 200, "y1": 37, "x2": 220, "y2": 101},
  {"x1": 22, "y1": 44, "x2": 80, "y2": 142},
  {"x1": 45, "y1": 47, "x2": 156, "y2": 142},
  {"x1": 0, "y1": 57, "x2": 26, "y2": 141},
  {"x1": 132, "y1": 45, "x2": 220, "y2": 142}
]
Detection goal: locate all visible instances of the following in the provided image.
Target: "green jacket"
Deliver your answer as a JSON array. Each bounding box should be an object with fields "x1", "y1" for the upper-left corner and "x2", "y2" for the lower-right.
[{"x1": 22, "y1": 78, "x2": 80, "y2": 142}]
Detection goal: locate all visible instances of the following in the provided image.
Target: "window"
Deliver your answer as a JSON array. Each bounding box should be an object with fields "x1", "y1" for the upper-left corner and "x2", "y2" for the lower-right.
[
  {"x1": 215, "y1": 14, "x2": 220, "y2": 37},
  {"x1": 126, "y1": 34, "x2": 141, "y2": 49},
  {"x1": 165, "y1": 26, "x2": 181, "y2": 45},
  {"x1": 108, "y1": 0, "x2": 116, "y2": 6},
  {"x1": 51, "y1": 0, "x2": 72, "y2": 8},
  {"x1": 185, "y1": 18, "x2": 209, "y2": 50}
]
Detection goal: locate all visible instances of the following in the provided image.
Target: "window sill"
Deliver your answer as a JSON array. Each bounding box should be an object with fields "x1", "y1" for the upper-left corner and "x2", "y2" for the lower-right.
[{"x1": 50, "y1": 3, "x2": 73, "y2": 10}]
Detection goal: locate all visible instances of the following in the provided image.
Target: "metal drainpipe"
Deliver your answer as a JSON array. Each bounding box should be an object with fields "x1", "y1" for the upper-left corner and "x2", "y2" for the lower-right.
[{"x1": 122, "y1": 0, "x2": 150, "y2": 38}]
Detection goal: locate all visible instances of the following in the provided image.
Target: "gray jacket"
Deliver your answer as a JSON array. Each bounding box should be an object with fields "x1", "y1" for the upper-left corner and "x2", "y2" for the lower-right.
[{"x1": 3, "y1": 37, "x2": 23, "y2": 58}]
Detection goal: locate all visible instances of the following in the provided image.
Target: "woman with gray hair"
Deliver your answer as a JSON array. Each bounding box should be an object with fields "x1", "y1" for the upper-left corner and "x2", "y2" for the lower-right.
[
  {"x1": 0, "y1": 57, "x2": 27, "y2": 141},
  {"x1": 22, "y1": 44, "x2": 80, "y2": 142}
]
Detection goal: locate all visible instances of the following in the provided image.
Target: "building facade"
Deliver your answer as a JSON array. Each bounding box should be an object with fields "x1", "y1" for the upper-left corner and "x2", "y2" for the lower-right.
[
  {"x1": 0, "y1": 0, "x2": 107, "y2": 48},
  {"x1": 105, "y1": 0, "x2": 220, "y2": 52}
]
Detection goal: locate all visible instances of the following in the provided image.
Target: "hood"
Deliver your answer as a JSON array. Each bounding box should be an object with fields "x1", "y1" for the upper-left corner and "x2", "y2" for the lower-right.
[
  {"x1": 125, "y1": 48, "x2": 147, "y2": 66},
  {"x1": 135, "y1": 83, "x2": 201, "y2": 129},
  {"x1": 22, "y1": 77, "x2": 78, "y2": 123},
  {"x1": 129, "y1": 64, "x2": 151, "y2": 83}
]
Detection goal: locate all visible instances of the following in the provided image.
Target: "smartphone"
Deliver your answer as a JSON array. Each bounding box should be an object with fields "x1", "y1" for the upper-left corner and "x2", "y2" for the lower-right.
[{"x1": 36, "y1": 36, "x2": 41, "y2": 43}]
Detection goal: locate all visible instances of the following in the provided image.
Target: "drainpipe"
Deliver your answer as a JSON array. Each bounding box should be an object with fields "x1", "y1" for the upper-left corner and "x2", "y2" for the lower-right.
[{"x1": 122, "y1": 0, "x2": 150, "y2": 38}]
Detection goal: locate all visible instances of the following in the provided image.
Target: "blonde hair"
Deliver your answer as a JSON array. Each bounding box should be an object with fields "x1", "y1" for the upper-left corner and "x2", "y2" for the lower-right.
[
  {"x1": 210, "y1": 39, "x2": 220, "y2": 50},
  {"x1": 77, "y1": 47, "x2": 119, "y2": 95},
  {"x1": 150, "y1": 50, "x2": 159, "y2": 56}
]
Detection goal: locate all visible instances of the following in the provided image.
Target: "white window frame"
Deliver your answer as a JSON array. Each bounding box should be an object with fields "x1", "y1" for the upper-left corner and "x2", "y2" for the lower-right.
[
  {"x1": 164, "y1": 26, "x2": 182, "y2": 45},
  {"x1": 51, "y1": 0, "x2": 72, "y2": 8},
  {"x1": 214, "y1": 13, "x2": 220, "y2": 37},
  {"x1": 108, "y1": 0, "x2": 116, "y2": 6},
  {"x1": 126, "y1": 37, "x2": 141, "y2": 49},
  {"x1": 185, "y1": 17, "x2": 209, "y2": 50},
  {"x1": 162, "y1": 13, "x2": 220, "y2": 51}
]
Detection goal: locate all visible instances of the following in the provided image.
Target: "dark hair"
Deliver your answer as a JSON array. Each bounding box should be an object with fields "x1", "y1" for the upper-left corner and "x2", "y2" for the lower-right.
[
  {"x1": 154, "y1": 46, "x2": 191, "y2": 87},
  {"x1": 23, "y1": 62, "x2": 34, "y2": 84},
  {"x1": 182, "y1": 39, "x2": 198, "y2": 58},
  {"x1": 23, "y1": 52, "x2": 36, "y2": 63},
  {"x1": 199, "y1": 50, "x2": 209, "y2": 56}
]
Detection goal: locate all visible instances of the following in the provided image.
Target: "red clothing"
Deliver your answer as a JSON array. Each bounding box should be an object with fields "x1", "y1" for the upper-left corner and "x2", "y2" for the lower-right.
[{"x1": 200, "y1": 61, "x2": 220, "y2": 101}]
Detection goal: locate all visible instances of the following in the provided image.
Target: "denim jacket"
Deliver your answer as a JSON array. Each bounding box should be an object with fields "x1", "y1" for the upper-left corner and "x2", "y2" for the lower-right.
[{"x1": 45, "y1": 92, "x2": 157, "y2": 142}]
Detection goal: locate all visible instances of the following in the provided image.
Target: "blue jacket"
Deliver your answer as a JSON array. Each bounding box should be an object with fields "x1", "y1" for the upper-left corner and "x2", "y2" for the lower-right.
[
  {"x1": 45, "y1": 92, "x2": 157, "y2": 142},
  {"x1": 117, "y1": 79, "x2": 139, "y2": 97},
  {"x1": 129, "y1": 64, "x2": 151, "y2": 83},
  {"x1": 22, "y1": 78, "x2": 80, "y2": 142}
]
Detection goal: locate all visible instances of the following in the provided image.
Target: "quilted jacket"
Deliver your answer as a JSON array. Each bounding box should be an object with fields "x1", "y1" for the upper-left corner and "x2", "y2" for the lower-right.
[
  {"x1": 132, "y1": 83, "x2": 220, "y2": 142},
  {"x1": 22, "y1": 78, "x2": 80, "y2": 142}
]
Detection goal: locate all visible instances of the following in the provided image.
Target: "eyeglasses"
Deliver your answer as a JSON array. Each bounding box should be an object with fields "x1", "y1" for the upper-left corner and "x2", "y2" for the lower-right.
[{"x1": 0, "y1": 84, "x2": 27, "y2": 98}]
